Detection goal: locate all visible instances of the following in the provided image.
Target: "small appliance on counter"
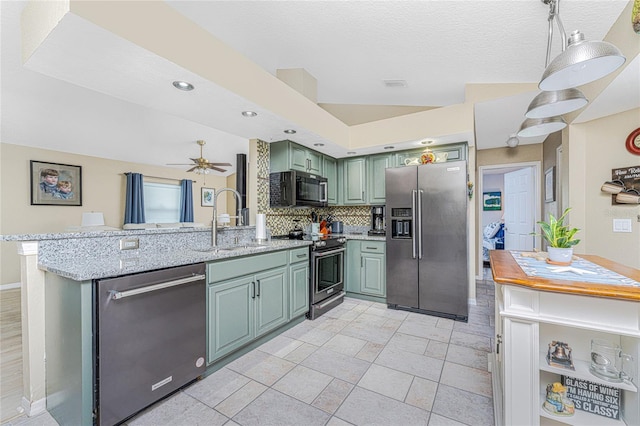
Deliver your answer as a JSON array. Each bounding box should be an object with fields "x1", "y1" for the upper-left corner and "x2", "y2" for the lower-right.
[
  {"x1": 368, "y1": 205, "x2": 386, "y2": 236},
  {"x1": 288, "y1": 219, "x2": 304, "y2": 239}
]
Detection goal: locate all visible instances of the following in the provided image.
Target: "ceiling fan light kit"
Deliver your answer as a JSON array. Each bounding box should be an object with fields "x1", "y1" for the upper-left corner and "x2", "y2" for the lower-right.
[
  {"x1": 506, "y1": 135, "x2": 519, "y2": 148},
  {"x1": 166, "y1": 140, "x2": 232, "y2": 174}
]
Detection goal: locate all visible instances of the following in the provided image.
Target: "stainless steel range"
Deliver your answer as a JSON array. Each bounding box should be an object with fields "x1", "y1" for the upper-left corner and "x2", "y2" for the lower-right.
[{"x1": 308, "y1": 235, "x2": 346, "y2": 319}]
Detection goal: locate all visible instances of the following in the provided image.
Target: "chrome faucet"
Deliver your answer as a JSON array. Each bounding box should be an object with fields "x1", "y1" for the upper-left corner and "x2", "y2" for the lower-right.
[{"x1": 212, "y1": 187, "x2": 243, "y2": 247}]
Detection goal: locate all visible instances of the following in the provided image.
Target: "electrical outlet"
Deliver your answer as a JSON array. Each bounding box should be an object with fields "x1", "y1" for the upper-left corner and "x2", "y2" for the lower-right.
[{"x1": 119, "y1": 238, "x2": 139, "y2": 250}]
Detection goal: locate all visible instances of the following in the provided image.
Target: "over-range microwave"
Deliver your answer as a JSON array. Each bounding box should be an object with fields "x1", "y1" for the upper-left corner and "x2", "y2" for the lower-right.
[{"x1": 269, "y1": 170, "x2": 328, "y2": 208}]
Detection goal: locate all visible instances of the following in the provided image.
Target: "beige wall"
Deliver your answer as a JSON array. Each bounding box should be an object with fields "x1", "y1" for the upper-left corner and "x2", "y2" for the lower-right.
[
  {"x1": 566, "y1": 108, "x2": 640, "y2": 268},
  {"x1": 0, "y1": 143, "x2": 230, "y2": 285}
]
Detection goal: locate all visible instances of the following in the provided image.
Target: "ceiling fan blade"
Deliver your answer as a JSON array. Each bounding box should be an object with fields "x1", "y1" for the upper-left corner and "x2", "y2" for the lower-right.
[
  {"x1": 186, "y1": 166, "x2": 199, "y2": 172},
  {"x1": 167, "y1": 163, "x2": 195, "y2": 165},
  {"x1": 189, "y1": 158, "x2": 201, "y2": 163},
  {"x1": 208, "y1": 163, "x2": 232, "y2": 167},
  {"x1": 207, "y1": 166, "x2": 228, "y2": 172}
]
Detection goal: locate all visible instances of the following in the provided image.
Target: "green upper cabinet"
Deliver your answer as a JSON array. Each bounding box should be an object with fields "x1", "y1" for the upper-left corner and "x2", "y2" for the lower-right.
[
  {"x1": 270, "y1": 140, "x2": 323, "y2": 175},
  {"x1": 323, "y1": 155, "x2": 338, "y2": 205},
  {"x1": 367, "y1": 153, "x2": 393, "y2": 205},
  {"x1": 342, "y1": 157, "x2": 367, "y2": 205}
]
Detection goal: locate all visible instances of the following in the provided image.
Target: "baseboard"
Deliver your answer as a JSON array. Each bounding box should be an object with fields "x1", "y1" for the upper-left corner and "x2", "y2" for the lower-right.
[
  {"x1": 0, "y1": 282, "x2": 21, "y2": 291},
  {"x1": 21, "y1": 396, "x2": 46, "y2": 417}
]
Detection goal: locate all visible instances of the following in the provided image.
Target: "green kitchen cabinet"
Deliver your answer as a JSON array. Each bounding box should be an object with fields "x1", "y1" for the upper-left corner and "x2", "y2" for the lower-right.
[
  {"x1": 342, "y1": 157, "x2": 367, "y2": 205},
  {"x1": 289, "y1": 247, "x2": 309, "y2": 318},
  {"x1": 208, "y1": 276, "x2": 254, "y2": 362},
  {"x1": 360, "y1": 243, "x2": 386, "y2": 297},
  {"x1": 270, "y1": 140, "x2": 323, "y2": 175},
  {"x1": 323, "y1": 155, "x2": 338, "y2": 205},
  {"x1": 367, "y1": 153, "x2": 393, "y2": 205},
  {"x1": 345, "y1": 240, "x2": 386, "y2": 300},
  {"x1": 208, "y1": 266, "x2": 287, "y2": 363}
]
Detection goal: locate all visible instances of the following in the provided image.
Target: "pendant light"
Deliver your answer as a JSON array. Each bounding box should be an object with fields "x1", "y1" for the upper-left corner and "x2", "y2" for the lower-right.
[
  {"x1": 525, "y1": 88, "x2": 588, "y2": 118},
  {"x1": 537, "y1": 0, "x2": 626, "y2": 92},
  {"x1": 517, "y1": 117, "x2": 566, "y2": 138}
]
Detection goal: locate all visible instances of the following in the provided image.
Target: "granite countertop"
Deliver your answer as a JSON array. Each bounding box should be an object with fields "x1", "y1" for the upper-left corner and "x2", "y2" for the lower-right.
[
  {"x1": 41, "y1": 239, "x2": 312, "y2": 281},
  {"x1": 338, "y1": 233, "x2": 386, "y2": 241}
]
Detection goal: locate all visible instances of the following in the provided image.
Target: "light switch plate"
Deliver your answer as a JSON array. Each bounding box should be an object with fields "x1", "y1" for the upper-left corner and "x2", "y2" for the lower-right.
[{"x1": 613, "y1": 219, "x2": 632, "y2": 233}]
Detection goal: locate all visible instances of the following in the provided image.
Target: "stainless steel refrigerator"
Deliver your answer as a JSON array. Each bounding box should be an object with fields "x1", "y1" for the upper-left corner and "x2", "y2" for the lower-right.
[{"x1": 385, "y1": 160, "x2": 468, "y2": 321}]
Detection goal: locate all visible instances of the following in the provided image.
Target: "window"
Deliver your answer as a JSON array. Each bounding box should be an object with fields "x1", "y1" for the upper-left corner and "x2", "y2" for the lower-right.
[{"x1": 143, "y1": 182, "x2": 181, "y2": 223}]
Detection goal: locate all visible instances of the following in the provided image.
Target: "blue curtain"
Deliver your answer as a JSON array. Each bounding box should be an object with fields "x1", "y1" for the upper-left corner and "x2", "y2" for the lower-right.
[
  {"x1": 124, "y1": 173, "x2": 146, "y2": 224},
  {"x1": 180, "y1": 179, "x2": 194, "y2": 222}
]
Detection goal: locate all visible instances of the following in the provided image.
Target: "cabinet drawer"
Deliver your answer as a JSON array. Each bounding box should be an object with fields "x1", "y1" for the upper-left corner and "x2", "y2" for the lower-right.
[
  {"x1": 360, "y1": 242, "x2": 385, "y2": 254},
  {"x1": 208, "y1": 251, "x2": 288, "y2": 284},
  {"x1": 289, "y1": 247, "x2": 309, "y2": 264}
]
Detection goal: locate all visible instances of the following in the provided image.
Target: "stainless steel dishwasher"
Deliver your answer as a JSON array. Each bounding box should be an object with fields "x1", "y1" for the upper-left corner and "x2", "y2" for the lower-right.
[{"x1": 95, "y1": 263, "x2": 206, "y2": 426}]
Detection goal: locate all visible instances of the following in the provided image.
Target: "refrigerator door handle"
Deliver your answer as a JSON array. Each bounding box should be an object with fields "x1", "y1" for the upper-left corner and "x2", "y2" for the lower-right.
[
  {"x1": 418, "y1": 190, "x2": 423, "y2": 259},
  {"x1": 411, "y1": 190, "x2": 417, "y2": 259}
]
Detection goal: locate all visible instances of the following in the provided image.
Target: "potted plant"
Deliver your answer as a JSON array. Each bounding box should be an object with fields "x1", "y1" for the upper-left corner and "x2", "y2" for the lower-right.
[{"x1": 536, "y1": 207, "x2": 581, "y2": 264}]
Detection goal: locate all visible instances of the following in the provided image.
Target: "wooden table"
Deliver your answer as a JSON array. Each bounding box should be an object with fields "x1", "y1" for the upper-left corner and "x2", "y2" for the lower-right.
[{"x1": 490, "y1": 250, "x2": 640, "y2": 302}]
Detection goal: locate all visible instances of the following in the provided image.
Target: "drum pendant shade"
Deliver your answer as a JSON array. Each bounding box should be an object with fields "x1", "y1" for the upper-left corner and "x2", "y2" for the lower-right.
[
  {"x1": 539, "y1": 32, "x2": 626, "y2": 91},
  {"x1": 517, "y1": 117, "x2": 567, "y2": 138},
  {"x1": 525, "y1": 88, "x2": 588, "y2": 118}
]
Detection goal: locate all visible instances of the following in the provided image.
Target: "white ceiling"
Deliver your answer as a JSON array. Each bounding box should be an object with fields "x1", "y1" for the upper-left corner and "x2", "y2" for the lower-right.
[{"x1": 1, "y1": 1, "x2": 636, "y2": 174}]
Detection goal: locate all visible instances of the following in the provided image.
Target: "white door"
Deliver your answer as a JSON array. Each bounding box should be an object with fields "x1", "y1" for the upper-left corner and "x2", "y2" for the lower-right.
[{"x1": 504, "y1": 167, "x2": 534, "y2": 251}]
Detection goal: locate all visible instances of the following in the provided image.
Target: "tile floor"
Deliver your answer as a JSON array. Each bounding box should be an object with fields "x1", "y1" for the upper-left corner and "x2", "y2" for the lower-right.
[{"x1": 7, "y1": 271, "x2": 496, "y2": 426}]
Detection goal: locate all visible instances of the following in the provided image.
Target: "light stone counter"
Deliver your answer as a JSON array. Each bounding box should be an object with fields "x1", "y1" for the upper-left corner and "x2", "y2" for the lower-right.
[{"x1": 3, "y1": 226, "x2": 310, "y2": 281}]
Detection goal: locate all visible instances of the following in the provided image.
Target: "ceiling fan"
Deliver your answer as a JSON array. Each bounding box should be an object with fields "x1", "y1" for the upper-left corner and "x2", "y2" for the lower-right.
[{"x1": 167, "y1": 140, "x2": 231, "y2": 174}]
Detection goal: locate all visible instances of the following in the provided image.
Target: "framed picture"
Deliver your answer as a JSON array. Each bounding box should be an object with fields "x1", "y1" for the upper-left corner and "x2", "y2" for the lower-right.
[
  {"x1": 30, "y1": 160, "x2": 82, "y2": 206},
  {"x1": 201, "y1": 187, "x2": 214, "y2": 207},
  {"x1": 545, "y1": 167, "x2": 556, "y2": 203},
  {"x1": 483, "y1": 191, "x2": 502, "y2": 211}
]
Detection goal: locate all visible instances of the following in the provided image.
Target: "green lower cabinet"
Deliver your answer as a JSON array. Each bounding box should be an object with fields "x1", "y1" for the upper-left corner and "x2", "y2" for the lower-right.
[
  {"x1": 289, "y1": 262, "x2": 309, "y2": 318},
  {"x1": 361, "y1": 253, "x2": 385, "y2": 297},
  {"x1": 208, "y1": 267, "x2": 288, "y2": 364},
  {"x1": 208, "y1": 276, "x2": 254, "y2": 363},
  {"x1": 254, "y1": 267, "x2": 288, "y2": 338},
  {"x1": 345, "y1": 240, "x2": 386, "y2": 300}
]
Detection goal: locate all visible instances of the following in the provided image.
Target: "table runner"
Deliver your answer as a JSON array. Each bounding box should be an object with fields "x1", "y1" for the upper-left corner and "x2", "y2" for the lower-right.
[{"x1": 509, "y1": 251, "x2": 640, "y2": 287}]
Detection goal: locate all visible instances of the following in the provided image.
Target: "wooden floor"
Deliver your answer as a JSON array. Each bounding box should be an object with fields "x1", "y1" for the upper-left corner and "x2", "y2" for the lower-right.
[{"x1": 0, "y1": 289, "x2": 23, "y2": 424}]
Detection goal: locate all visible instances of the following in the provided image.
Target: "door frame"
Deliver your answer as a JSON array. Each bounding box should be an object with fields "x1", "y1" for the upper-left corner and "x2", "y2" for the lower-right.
[{"x1": 477, "y1": 161, "x2": 541, "y2": 279}]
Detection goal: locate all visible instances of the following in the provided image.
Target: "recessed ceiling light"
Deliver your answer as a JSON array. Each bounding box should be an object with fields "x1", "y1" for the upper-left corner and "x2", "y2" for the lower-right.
[
  {"x1": 347, "y1": 151, "x2": 357, "y2": 155},
  {"x1": 314, "y1": 143, "x2": 324, "y2": 147},
  {"x1": 172, "y1": 80, "x2": 194, "y2": 91},
  {"x1": 420, "y1": 140, "x2": 434, "y2": 145},
  {"x1": 383, "y1": 80, "x2": 408, "y2": 88},
  {"x1": 384, "y1": 146, "x2": 394, "y2": 150},
  {"x1": 284, "y1": 129, "x2": 297, "y2": 134},
  {"x1": 242, "y1": 111, "x2": 258, "y2": 117}
]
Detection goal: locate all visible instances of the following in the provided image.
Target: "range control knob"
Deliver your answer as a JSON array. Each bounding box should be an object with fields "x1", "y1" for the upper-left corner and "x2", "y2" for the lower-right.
[{"x1": 337, "y1": 238, "x2": 346, "y2": 244}]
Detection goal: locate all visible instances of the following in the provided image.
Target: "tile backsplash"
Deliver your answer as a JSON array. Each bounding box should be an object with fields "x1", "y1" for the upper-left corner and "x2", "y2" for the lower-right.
[{"x1": 256, "y1": 140, "x2": 374, "y2": 236}]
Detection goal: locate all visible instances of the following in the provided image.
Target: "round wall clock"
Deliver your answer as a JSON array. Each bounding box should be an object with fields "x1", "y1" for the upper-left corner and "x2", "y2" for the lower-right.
[{"x1": 626, "y1": 127, "x2": 640, "y2": 155}]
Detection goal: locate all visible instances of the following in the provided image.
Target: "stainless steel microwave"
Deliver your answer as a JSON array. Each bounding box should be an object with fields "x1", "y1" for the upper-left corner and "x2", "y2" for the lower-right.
[{"x1": 269, "y1": 170, "x2": 328, "y2": 208}]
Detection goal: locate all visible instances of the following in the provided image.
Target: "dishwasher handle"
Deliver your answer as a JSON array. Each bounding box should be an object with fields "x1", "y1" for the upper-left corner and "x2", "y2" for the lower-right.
[{"x1": 110, "y1": 274, "x2": 206, "y2": 300}]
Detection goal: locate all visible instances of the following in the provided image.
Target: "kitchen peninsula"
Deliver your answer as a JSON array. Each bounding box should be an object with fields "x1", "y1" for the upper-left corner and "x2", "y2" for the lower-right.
[{"x1": 490, "y1": 250, "x2": 640, "y2": 426}]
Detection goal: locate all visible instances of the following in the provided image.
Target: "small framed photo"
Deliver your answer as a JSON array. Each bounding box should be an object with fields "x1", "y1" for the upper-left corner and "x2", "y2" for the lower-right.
[
  {"x1": 483, "y1": 191, "x2": 502, "y2": 211},
  {"x1": 545, "y1": 167, "x2": 556, "y2": 203},
  {"x1": 201, "y1": 187, "x2": 214, "y2": 207},
  {"x1": 30, "y1": 160, "x2": 82, "y2": 206}
]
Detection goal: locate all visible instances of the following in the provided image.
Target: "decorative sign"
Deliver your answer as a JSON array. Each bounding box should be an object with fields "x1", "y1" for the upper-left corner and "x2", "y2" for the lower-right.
[
  {"x1": 561, "y1": 376, "x2": 620, "y2": 420},
  {"x1": 611, "y1": 166, "x2": 640, "y2": 205},
  {"x1": 482, "y1": 191, "x2": 501, "y2": 211}
]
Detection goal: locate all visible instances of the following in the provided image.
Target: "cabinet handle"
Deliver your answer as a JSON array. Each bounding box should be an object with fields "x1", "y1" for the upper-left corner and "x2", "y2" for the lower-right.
[
  {"x1": 361, "y1": 257, "x2": 363, "y2": 268},
  {"x1": 496, "y1": 334, "x2": 502, "y2": 354},
  {"x1": 251, "y1": 281, "x2": 256, "y2": 299},
  {"x1": 296, "y1": 254, "x2": 306, "y2": 258},
  {"x1": 365, "y1": 246, "x2": 376, "y2": 250},
  {"x1": 362, "y1": 191, "x2": 364, "y2": 201},
  {"x1": 256, "y1": 280, "x2": 261, "y2": 297}
]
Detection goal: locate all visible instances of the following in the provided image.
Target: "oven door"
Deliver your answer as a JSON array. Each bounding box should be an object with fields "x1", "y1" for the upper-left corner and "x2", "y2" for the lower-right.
[{"x1": 311, "y1": 247, "x2": 345, "y2": 304}]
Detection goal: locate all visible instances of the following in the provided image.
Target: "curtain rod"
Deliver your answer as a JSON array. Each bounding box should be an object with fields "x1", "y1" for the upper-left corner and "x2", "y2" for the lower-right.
[{"x1": 123, "y1": 173, "x2": 196, "y2": 183}]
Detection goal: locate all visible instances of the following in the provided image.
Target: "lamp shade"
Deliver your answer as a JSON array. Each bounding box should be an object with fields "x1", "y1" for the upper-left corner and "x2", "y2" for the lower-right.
[
  {"x1": 525, "y1": 88, "x2": 588, "y2": 118},
  {"x1": 517, "y1": 117, "x2": 567, "y2": 138},
  {"x1": 539, "y1": 31, "x2": 626, "y2": 91}
]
